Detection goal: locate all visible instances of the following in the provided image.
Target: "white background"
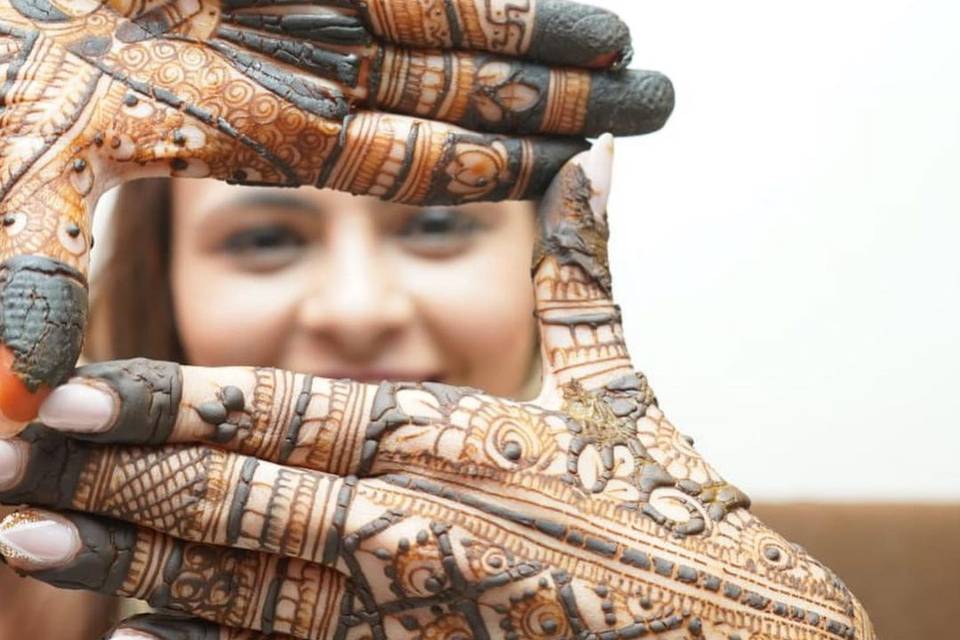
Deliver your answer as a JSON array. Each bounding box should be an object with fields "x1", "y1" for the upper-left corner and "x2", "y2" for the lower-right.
[
  {"x1": 597, "y1": 0, "x2": 960, "y2": 499},
  {"x1": 94, "y1": 1, "x2": 960, "y2": 501}
]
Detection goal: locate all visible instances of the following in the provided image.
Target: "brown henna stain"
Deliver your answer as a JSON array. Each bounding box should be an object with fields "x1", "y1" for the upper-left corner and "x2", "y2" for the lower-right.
[{"x1": 534, "y1": 161, "x2": 613, "y2": 295}]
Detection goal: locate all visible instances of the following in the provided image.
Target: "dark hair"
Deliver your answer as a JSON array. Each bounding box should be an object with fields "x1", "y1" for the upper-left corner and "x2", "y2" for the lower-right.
[{"x1": 85, "y1": 179, "x2": 185, "y2": 363}]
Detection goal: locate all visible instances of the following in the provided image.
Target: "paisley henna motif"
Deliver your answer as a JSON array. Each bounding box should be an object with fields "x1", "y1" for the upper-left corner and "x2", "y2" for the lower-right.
[{"x1": 0, "y1": 142, "x2": 875, "y2": 640}]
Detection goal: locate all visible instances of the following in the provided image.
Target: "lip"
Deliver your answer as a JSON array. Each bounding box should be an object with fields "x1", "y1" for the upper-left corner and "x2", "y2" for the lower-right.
[{"x1": 314, "y1": 370, "x2": 447, "y2": 385}]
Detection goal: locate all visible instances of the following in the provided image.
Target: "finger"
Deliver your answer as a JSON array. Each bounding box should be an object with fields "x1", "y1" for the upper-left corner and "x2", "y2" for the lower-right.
[
  {"x1": 353, "y1": 0, "x2": 634, "y2": 69},
  {"x1": 0, "y1": 428, "x2": 348, "y2": 564},
  {"x1": 533, "y1": 134, "x2": 638, "y2": 391},
  {"x1": 0, "y1": 509, "x2": 342, "y2": 639},
  {"x1": 208, "y1": 14, "x2": 671, "y2": 137},
  {"x1": 33, "y1": 359, "x2": 571, "y2": 483},
  {"x1": 36, "y1": 359, "x2": 383, "y2": 475},
  {"x1": 0, "y1": 258, "x2": 87, "y2": 437},
  {"x1": 363, "y1": 47, "x2": 673, "y2": 137},
  {"x1": 109, "y1": 614, "x2": 287, "y2": 640},
  {"x1": 0, "y1": 46, "x2": 585, "y2": 435},
  {"x1": 318, "y1": 110, "x2": 586, "y2": 204}
]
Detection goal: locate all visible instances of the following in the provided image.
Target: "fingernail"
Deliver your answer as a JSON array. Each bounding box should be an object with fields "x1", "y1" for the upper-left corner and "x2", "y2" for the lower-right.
[
  {"x1": 0, "y1": 510, "x2": 80, "y2": 570},
  {"x1": 588, "y1": 133, "x2": 615, "y2": 216},
  {"x1": 0, "y1": 439, "x2": 25, "y2": 490},
  {"x1": 109, "y1": 631, "x2": 158, "y2": 640},
  {"x1": 39, "y1": 382, "x2": 115, "y2": 433}
]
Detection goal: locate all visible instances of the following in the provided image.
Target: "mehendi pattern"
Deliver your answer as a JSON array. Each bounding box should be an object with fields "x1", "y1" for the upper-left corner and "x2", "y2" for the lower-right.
[{"x1": 0, "y1": 5, "x2": 872, "y2": 639}]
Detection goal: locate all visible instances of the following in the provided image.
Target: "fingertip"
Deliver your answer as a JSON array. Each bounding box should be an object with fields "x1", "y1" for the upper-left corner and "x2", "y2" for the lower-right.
[
  {"x1": 0, "y1": 257, "x2": 89, "y2": 424},
  {"x1": 529, "y1": 0, "x2": 633, "y2": 69},
  {"x1": 0, "y1": 345, "x2": 46, "y2": 437},
  {"x1": 584, "y1": 70, "x2": 675, "y2": 137}
]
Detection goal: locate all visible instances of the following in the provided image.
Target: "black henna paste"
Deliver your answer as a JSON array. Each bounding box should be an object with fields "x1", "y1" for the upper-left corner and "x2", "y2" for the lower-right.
[
  {"x1": 528, "y1": 0, "x2": 632, "y2": 69},
  {"x1": 9, "y1": 0, "x2": 69, "y2": 22},
  {"x1": 584, "y1": 69, "x2": 675, "y2": 136},
  {"x1": 0, "y1": 257, "x2": 88, "y2": 391},
  {"x1": 0, "y1": 425, "x2": 90, "y2": 510},
  {"x1": 30, "y1": 512, "x2": 136, "y2": 594},
  {"x1": 534, "y1": 162, "x2": 613, "y2": 295},
  {"x1": 72, "y1": 358, "x2": 183, "y2": 445},
  {"x1": 226, "y1": 457, "x2": 258, "y2": 544},
  {"x1": 279, "y1": 375, "x2": 313, "y2": 462}
]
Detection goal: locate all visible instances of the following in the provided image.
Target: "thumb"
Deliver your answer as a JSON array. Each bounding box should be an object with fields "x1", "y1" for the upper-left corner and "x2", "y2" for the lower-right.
[{"x1": 533, "y1": 134, "x2": 632, "y2": 394}]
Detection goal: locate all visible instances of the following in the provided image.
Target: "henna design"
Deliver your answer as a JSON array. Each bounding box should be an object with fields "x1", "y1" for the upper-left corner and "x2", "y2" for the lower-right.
[
  {"x1": 1, "y1": 371, "x2": 873, "y2": 639},
  {"x1": 72, "y1": 358, "x2": 183, "y2": 444},
  {"x1": 0, "y1": 18, "x2": 871, "y2": 638},
  {"x1": 358, "y1": 0, "x2": 633, "y2": 70},
  {"x1": 0, "y1": 256, "x2": 87, "y2": 392},
  {"x1": 0, "y1": 0, "x2": 673, "y2": 421},
  {"x1": 534, "y1": 161, "x2": 631, "y2": 384}
]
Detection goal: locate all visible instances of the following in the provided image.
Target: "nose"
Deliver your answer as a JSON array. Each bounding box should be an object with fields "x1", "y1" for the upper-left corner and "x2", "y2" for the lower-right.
[{"x1": 295, "y1": 219, "x2": 414, "y2": 361}]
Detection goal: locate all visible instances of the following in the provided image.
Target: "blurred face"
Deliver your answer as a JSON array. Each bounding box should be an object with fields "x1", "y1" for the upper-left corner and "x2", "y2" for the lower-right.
[{"x1": 169, "y1": 181, "x2": 539, "y2": 398}]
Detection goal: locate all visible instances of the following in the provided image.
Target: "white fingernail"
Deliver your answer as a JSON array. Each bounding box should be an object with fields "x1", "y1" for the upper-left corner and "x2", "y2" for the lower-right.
[
  {"x1": 588, "y1": 133, "x2": 615, "y2": 216},
  {"x1": 0, "y1": 510, "x2": 80, "y2": 570},
  {"x1": 0, "y1": 439, "x2": 25, "y2": 489},
  {"x1": 109, "y1": 631, "x2": 158, "y2": 640},
  {"x1": 39, "y1": 382, "x2": 115, "y2": 433}
]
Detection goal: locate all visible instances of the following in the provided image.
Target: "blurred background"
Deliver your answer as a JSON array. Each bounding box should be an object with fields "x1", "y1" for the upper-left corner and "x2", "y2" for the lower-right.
[
  {"x1": 89, "y1": 1, "x2": 959, "y2": 637},
  {"x1": 597, "y1": 1, "x2": 960, "y2": 637}
]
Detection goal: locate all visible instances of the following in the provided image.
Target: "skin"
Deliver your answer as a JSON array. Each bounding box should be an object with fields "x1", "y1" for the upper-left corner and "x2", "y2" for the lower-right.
[
  {"x1": 0, "y1": 0, "x2": 674, "y2": 433},
  {"x1": 0, "y1": 142, "x2": 876, "y2": 639},
  {"x1": 0, "y1": 4, "x2": 877, "y2": 637},
  {"x1": 169, "y1": 181, "x2": 539, "y2": 398}
]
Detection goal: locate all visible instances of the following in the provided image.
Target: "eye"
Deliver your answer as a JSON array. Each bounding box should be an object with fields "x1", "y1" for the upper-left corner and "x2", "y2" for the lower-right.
[
  {"x1": 220, "y1": 225, "x2": 307, "y2": 272},
  {"x1": 396, "y1": 208, "x2": 483, "y2": 257}
]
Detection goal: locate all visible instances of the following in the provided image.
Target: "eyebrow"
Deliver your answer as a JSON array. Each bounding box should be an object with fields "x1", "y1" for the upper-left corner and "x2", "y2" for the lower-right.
[{"x1": 214, "y1": 192, "x2": 321, "y2": 215}]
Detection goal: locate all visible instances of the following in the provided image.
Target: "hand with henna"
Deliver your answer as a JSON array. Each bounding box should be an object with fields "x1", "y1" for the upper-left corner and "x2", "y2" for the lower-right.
[
  {"x1": 0, "y1": 0, "x2": 674, "y2": 431},
  {"x1": 0, "y1": 137, "x2": 875, "y2": 640}
]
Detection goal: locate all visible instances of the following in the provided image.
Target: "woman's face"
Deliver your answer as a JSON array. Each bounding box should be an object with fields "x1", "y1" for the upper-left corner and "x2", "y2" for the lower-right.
[{"x1": 170, "y1": 181, "x2": 539, "y2": 398}]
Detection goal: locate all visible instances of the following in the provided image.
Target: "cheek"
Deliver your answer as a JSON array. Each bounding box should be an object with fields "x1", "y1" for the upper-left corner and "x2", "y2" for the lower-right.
[
  {"x1": 170, "y1": 255, "x2": 301, "y2": 367},
  {"x1": 402, "y1": 235, "x2": 537, "y2": 395}
]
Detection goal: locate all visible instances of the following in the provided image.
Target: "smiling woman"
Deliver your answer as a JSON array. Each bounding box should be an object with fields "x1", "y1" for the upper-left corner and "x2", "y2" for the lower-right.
[
  {"x1": 89, "y1": 180, "x2": 541, "y2": 399},
  {"x1": 0, "y1": 0, "x2": 886, "y2": 638}
]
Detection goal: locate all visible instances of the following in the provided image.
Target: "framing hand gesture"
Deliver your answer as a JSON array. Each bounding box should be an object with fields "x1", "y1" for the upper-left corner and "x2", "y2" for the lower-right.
[
  {"x1": 0, "y1": 0, "x2": 673, "y2": 430},
  {"x1": 0, "y1": 138, "x2": 875, "y2": 640}
]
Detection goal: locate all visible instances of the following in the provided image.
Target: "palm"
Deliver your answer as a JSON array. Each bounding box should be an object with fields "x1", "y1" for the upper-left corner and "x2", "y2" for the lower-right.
[{"x1": 0, "y1": 145, "x2": 874, "y2": 640}]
